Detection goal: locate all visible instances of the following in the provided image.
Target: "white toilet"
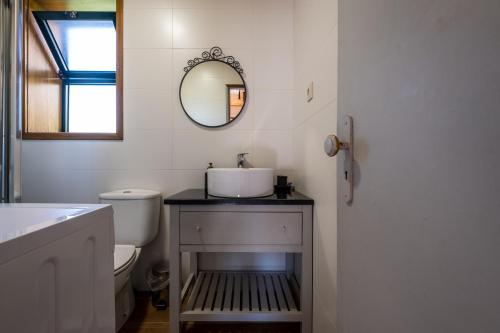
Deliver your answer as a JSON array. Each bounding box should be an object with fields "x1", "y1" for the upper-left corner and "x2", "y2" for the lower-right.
[{"x1": 99, "y1": 189, "x2": 161, "y2": 331}]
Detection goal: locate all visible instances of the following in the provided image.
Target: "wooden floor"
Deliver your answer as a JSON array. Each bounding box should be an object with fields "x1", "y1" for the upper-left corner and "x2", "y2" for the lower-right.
[{"x1": 119, "y1": 293, "x2": 300, "y2": 333}]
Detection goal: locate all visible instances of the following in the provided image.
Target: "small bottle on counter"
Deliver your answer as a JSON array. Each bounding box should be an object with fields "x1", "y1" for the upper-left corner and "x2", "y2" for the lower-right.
[{"x1": 205, "y1": 162, "x2": 214, "y2": 198}]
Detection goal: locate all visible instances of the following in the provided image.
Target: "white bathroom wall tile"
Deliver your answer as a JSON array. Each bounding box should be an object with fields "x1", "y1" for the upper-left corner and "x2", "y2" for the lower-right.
[
  {"x1": 293, "y1": 0, "x2": 338, "y2": 68},
  {"x1": 21, "y1": 142, "x2": 54, "y2": 170},
  {"x1": 252, "y1": 0, "x2": 293, "y2": 11},
  {"x1": 124, "y1": 89, "x2": 172, "y2": 130},
  {"x1": 123, "y1": 129, "x2": 173, "y2": 170},
  {"x1": 293, "y1": 22, "x2": 316, "y2": 91},
  {"x1": 293, "y1": 105, "x2": 337, "y2": 194},
  {"x1": 124, "y1": 9, "x2": 172, "y2": 48},
  {"x1": 252, "y1": 130, "x2": 293, "y2": 169},
  {"x1": 55, "y1": 143, "x2": 93, "y2": 170},
  {"x1": 313, "y1": 26, "x2": 338, "y2": 109},
  {"x1": 172, "y1": 129, "x2": 253, "y2": 169},
  {"x1": 173, "y1": 9, "x2": 253, "y2": 49},
  {"x1": 168, "y1": 169, "x2": 205, "y2": 193},
  {"x1": 55, "y1": 171, "x2": 95, "y2": 203},
  {"x1": 293, "y1": 21, "x2": 338, "y2": 126},
  {"x1": 254, "y1": 48, "x2": 294, "y2": 89},
  {"x1": 254, "y1": 89, "x2": 293, "y2": 130},
  {"x1": 124, "y1": 0, "x2": 172, "y2": 9},
  {"x1": 298, "y1": 106, "x2": 338, "y2": 330},
  {"x1": 22, "y1": 141, "x2": 95, "y2": 171},
  {"x1": 20, "y1": 167, "x2": 51, "y2": 202},
  {"x1": 293, "y1": 25, "x2": 337, "y2": 128},
  {"x1": 316, "y1": 0, "x2": 339, "y2": 32},
  {"x1": 124, "y1": 49, "x2": 172, "y2": 89},
  {"x1": 252, "y1": 5, "x2": 293, "y2": 49},
  {"x1": 83, "y1": 141, "x2": 127, "y2": 171},
  {"x1": 173, "y1": 0, "x2": 252, "y2": 10},
  {"x1": 294, "y1": 0, "x2": 338, "y2": 37},
  {"x1": 88, "y1": 129, "x2": 172, "y2": 170},
  {"x1": 292, "y1": 87, "x2": 338, "y2": 332},
  {"x1": 292, "y1": 71, "x2": 312, "y2": 127},
  {"x1": 21, "y1": 168, "x2": 96, "y2": 203},
  {"x1": 291, "y1": 124, "x2": 306, "y2": 181}
]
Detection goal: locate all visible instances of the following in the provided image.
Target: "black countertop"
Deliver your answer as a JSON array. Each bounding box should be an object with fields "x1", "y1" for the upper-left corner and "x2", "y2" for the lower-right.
[{"x1": 164, "y1": 189, "x2": 314, "y2": 205}]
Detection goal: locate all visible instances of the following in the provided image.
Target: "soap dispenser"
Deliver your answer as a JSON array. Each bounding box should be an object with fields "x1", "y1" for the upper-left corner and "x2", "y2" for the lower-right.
[{"x1": 205, "y1": 162, "x2": 214, "y2": 197}]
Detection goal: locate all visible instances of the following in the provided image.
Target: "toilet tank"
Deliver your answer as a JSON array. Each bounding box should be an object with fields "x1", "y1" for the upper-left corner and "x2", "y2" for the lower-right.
[{"x1": 99, "y1": 189, "x2": 161, "y2": 246}]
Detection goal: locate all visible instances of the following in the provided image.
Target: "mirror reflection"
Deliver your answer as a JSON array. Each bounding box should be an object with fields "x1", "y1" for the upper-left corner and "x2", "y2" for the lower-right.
[{"x1": 180, "y1": 59, "x2": 247, "y2": 128}]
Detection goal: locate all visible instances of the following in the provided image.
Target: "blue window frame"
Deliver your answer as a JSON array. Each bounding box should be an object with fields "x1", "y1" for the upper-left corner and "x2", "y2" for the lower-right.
[{"x1": 32, "y1": 11, "x2": 116, "y2": 132}]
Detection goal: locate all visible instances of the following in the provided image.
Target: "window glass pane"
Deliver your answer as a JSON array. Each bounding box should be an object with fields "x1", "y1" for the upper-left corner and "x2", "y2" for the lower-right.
[
  {"x1": 47, "y1": 20, "x2": 116, "y2": 71},
  {"x1": 68, "y1": 85, "x2": 116, "y2": 133}
]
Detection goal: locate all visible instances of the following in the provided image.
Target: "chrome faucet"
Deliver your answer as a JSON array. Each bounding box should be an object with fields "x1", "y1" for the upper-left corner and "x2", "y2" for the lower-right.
[{"x1": 237, "y1": 153, "x2": 249, "y2": 168}]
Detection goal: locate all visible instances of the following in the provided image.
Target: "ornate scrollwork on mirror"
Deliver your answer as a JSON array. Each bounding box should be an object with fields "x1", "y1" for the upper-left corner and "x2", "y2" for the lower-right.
[{"x1": 179, "y1": 47, "x2": 247, "y2": 128}]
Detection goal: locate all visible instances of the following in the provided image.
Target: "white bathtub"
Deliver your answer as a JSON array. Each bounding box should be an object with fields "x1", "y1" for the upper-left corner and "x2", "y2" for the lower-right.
[{"x1": 0, "y1": 204, "x2": 115, "y2": 333}]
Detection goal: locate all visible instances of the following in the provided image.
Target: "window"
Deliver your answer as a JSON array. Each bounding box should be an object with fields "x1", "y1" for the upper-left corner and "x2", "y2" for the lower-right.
[
  {"x1": 32, "y1": 11, "x2": 117, "y2": 134},
  {"x1": 22, "y1": 1, "x2": 123, "y2": 140},
  {"x1": 67, "y1": 85, "x2": 116, "y2": 133}
]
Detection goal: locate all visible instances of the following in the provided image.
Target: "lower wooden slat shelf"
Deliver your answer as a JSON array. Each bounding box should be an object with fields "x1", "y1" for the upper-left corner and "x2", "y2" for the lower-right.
[{"x1": 181, "y1": 271, "x2": 302, "y2": 322}]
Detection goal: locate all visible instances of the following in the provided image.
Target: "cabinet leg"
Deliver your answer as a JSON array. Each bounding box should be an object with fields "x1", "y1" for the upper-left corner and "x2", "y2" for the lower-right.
[
  {"x1": 301, "y1": 205, "x2": 313, "y2": 333},
  {"x1": 169, "y1": 251, "x2": 181, "y2": 333},
  {"x1": 169, "y1": 206, "x2": 181, "y2": 333}
]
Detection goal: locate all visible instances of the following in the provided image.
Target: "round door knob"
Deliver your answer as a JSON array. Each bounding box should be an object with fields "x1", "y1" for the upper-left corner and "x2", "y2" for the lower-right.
[
  {"x1": 324, "y1": 134, "x2": 347, "y2": 157},
  {"x1": 196, "y1": 226, "x2": 201, "y2": 232}
]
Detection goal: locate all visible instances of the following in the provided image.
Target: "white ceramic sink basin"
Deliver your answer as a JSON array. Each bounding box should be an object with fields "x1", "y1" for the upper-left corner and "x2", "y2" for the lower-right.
[{"x1": 207, "y1": 168, "x2": 274, "y2": 198}]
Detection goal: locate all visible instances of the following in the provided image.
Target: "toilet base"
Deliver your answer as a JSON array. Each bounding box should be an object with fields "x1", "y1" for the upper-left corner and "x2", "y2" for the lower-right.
[{"x1": 115, "y1": 278, "x2": 135, "y2": 332}]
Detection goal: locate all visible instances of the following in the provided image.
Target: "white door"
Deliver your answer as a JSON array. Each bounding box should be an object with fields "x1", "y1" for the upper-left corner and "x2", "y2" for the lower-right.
[{"x1": 338, "y1": 1, "x2": 500, "y2": 332}]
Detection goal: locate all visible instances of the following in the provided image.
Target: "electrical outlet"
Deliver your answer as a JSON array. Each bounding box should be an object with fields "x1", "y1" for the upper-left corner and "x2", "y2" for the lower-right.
[{"x1": 306, "y1": 82, "x2": 314, "y2": 102}]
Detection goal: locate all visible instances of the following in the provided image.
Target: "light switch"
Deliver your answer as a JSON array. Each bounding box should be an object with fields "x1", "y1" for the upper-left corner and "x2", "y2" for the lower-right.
[{"x1": 306, "y1": 82, "x2": 314, "y2": 102}]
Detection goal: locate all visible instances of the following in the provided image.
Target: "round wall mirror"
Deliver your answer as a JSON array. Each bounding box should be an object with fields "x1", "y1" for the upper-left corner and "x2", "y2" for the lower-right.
[{"x1": 179, "y1": 47, "x2": 247, "y2": 128}]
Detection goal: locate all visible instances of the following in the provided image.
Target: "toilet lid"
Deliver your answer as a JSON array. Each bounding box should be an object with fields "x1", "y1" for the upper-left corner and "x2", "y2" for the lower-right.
[{"x1": 114, "y1": 245, "x2": 136, "y2": 272}]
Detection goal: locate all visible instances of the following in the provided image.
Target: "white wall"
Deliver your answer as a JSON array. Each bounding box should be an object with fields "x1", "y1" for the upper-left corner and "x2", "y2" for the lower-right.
[
  {"x1": 21, "y1": 0, "x2": 295, "y2": 288},
  {"x1": 293, "y1": 0, "x2": 338, "y2": 332}
]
